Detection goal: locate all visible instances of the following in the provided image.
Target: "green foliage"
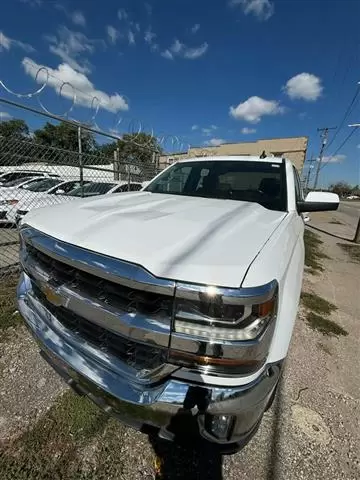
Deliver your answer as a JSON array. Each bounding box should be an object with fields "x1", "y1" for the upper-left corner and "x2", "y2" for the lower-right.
[
  {"x1": 304, "y1": 230, "x2": 329, "y2": 274},
  {"x1": 306, "y1": 311, "x2": 348, "y2": 337},
  {"x1": 0, "y1": 274, "x2": 21, "y2": 338},
  {"x1": 301, "y1": 292, "x2": 337, "y2": 316},
  {"x1": 34, "y1": 121, "x2": 96, "y2": 153},
  {"x1": 329, "y1": 181, "x2": 352, "y2": 197},
  {"x1": 337, "y1": 243, "x2": 360, "y2": 263},
  {"x1": 0, "y1": 119, "x2": 29, "y2": 138}
]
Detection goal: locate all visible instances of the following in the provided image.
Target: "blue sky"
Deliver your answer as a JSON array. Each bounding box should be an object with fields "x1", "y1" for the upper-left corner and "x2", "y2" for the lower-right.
[{"x1": 0, "y1": 0, "x2": 360, "y2": 187}]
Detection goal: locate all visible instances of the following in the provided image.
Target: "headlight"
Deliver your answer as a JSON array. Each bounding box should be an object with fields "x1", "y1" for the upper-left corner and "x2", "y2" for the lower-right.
[
  {"x1": 174, "y1": 283, "x2": 277, "y2": 341},
  {"x1": 169, "y1": 281, "x2": 278, "y2": 375}
]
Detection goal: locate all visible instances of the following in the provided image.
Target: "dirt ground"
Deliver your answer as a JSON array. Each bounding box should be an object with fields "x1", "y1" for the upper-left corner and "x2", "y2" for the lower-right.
[{"x1": 0, "y1": 209, "x2": 359, "y2": 479}]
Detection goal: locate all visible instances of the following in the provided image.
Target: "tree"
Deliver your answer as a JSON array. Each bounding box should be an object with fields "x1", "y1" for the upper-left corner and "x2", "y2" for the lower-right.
[
  {"x1": 329, "y1": 181, "x2": 352, "y2": 197},
  {"x1": 0, "y1": 119, "x2": 29, "y2": 138},
  {"x1": 34, "y1": 121, "x2": 96, "y2": 153},
  {"x1": 116, "y1": 132, "x2": 162, "y2": 178},
  {"x1": 118, "y1": 132, "x2": 161, "y2": 162},
  {"x1": 0, "y1": 119, "x2": 32, "y2": 166},
  {"x1": 97, "y1": 141, "x2": 117, "y2": 160}
]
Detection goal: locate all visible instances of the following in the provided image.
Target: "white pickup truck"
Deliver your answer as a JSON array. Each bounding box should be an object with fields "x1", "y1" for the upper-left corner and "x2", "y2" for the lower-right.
[{"x1": 17, "y1": 156, "x2": 339, "y2": 452}]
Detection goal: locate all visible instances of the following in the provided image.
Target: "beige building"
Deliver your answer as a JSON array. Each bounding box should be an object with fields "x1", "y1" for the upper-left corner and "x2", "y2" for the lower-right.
[{"x1": 159, "y1": 136, "x2": 308, "y2": 172}]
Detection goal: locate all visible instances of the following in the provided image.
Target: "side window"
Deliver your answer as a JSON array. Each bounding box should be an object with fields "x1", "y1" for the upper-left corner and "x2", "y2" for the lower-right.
[
  {"x1": 293, "y1": 167, "x2": 304, "y2": 202},
  {"x1": 130, "y1": 183, "x2": 141, "y2": 191}
]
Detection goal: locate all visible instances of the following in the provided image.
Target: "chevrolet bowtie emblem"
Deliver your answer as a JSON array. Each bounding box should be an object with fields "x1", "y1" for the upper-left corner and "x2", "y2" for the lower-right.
[{"x1": 42, "y1": 285, "x2": 63, "y2": 307}]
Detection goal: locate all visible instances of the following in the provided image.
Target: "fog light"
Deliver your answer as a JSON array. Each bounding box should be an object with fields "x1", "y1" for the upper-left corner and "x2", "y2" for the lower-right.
[{"x1": 210, "y1": 414, "x2": 234, "y2": 440}]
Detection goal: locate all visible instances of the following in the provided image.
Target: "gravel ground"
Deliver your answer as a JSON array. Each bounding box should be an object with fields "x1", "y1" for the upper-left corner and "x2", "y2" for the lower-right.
[{"x1": 0, "y1": 212, "x2": 359, "y2": 479}]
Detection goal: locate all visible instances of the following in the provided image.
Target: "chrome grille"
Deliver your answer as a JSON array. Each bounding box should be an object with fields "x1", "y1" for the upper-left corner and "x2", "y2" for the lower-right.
[
  {"x1": 19, "y1": 227, "x2": 175, "y2": 376},
  {"x1": 33, "y1": 284, "x2": 168, "y2": 371},
  {"x1": 26, "y1": 244, "x2": 173, "y2": 317}
]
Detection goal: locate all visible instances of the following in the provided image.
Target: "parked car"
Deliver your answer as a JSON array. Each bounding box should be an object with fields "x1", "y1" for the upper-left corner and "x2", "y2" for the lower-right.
[
  {"x1": 67, "y1": 181, "x2": 143, "y2": 197},
  {"x1": 0, "y1": 177, "x2": 58, "y2": 224},
  {"x1": 16, "y1": 156, "x2": 339, "y2": 452},
  {"x1": 0, "y1": 170, "x2": 59, "y2": 185},
  {"x1": 14, "y1": 181, "x2": 143, "y2": 224}
]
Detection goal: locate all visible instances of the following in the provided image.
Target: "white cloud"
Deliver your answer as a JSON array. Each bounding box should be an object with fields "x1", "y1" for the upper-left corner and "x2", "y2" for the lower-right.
[
  {"x1": 191, "y1": 125, "x2": 199, "y2": 131},
  {"x1": 0, "y1": 30, "x2": 34, "y2": 53},
  {"x1": 47, "y1": 26, "x2": 99, "y2": 74},
  {"x1": 191, "y1": 24, "x2": 200, "y2": 34},
  {"x1": 144, "y1": 27, "x2": 156, "y2": 44},
  {"x1": 144, "y1": 26, "x2": 158, "y2": 50},
  {"x1": 162, "y1": 39, "x2": 208, "y2": 60},
  {"x1": 0, "y1": 32, "x2": 10, "y2": 51},
  {"x1": 206, "y1": 138, "x2": 226, "y2": 146},
  {"x1": 106, "y1": 25, "x2": 119, "y2": 45},
  {"x1": 229, "y1": 96, "x2": 284, "y2": 123},
  {"x1": 22, "y1": 58, "x2": 129, "y2": 113},
  {"x1": 183, "y1": 43, "x2": 208, "y2": 59},
  {"x1": 284, "y1": 73, "x2": 323, "y2": 101},
  {"x1": 161, "y1": 49, "x2": 173, "y2": 60},
  {"x1": 118, "y1": 8, "x2": 128, "y2": 21},
  {"x1": 55, "y1": 4, "x2": 86, "y2": 27},
  {"x1": 202, "y1": 125, "x2": 218, "y2": 136},
  {"x1": 128, "y1": 31, "x2": 136, "y2": 45},
  {"x1": 241, "y1": 127, "x2": 256, "y2": 134},
  {"x1": 0, "y1": 112, "x2": 12, "y2": 121},
  {"x1": 321, "y1": 154, "x2": 346, "y2": 164},
  {"x1": 71, "y1": 11, "x2": 86, "y2": 27},
  {"x1": 230, "y1": 0, "x2": 274, "y2": 21}
]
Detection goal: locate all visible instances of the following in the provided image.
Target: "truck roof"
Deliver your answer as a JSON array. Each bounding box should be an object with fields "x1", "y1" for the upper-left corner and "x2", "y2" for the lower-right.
[{"x1": 176, "y1": 155, "x2": 284, "y2": 164}]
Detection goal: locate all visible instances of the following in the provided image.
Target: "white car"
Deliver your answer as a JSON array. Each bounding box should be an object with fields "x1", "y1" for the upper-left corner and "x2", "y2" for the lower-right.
[
  {"x1": 14, "y1": 180, "x2": 143, "y2": 224},
  {"x1": 0, "y1": 169, "x2": 59, "y2": 186},
  {"x1": 0, "y1": 177, "x2": 60, "y2": 224},
  {"x1": 17, "y1": 156, "x2": 340, "y2": 451}
]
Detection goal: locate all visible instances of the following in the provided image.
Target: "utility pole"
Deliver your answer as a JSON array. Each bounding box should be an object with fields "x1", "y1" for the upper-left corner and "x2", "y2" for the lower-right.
[
  {"x1": 348, "y1": 124, "x2": 360, "y2": 243},
  {"x1": 313, "y1": 127, "x2": 337, "y2": 190},
  {"x1": 304, "y1": 157, "x2": 317, "y2": 193}
]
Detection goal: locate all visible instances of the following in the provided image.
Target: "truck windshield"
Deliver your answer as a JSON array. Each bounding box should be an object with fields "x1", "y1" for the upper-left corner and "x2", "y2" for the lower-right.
[{"x1": 145, "y1": 160, "x2": 287, "y2": 212}]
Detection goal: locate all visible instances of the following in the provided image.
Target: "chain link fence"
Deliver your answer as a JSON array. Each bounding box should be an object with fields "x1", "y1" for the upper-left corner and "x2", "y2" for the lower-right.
[{"x1": 0, "y1": 130, "x2": 161, "y2": 278}]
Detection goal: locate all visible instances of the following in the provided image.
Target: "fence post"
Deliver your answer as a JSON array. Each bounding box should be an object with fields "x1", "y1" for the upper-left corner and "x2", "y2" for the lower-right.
[
  {"x1": 113, "y1": 148, "x2": 120, "y2": 181},
  {"x1": 77, "y1": 126, "x2": 84, "y2": 197},
  {"x1": 354, "y1": 216, "x2": 360, "y2": 244}
]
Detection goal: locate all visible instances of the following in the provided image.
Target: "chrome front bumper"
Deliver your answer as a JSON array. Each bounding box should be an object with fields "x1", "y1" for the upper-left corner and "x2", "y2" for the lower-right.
[{"x1": 17, "y1": 272, "x2": 282, "y2": 449}]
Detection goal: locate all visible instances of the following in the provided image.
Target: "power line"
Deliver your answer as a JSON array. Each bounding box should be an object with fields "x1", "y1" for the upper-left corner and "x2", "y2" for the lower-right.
[
  {"x1": 320, "y1": 127, "x2": 358, "y2": 171},
  {"x1": 313, "y1": 127, "x2": 337, "y2": 189},
  {"x1": 325, "y1": 83, "x2": 360, "y2": 152}
]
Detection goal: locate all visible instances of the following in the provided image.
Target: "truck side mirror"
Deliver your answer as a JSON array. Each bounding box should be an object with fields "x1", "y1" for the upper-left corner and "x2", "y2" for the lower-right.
[{"x1": 297, "y1": 191, "x2": 339, "y2": 212}]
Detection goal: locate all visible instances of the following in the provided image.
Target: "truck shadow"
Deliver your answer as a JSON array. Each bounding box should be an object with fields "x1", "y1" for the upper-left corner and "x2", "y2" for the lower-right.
[
  {"x1": 148, "y1": 376, "x2": 285, "y2": 480},
  {"x1": 266, "y1": 374, "x2": 285, "y2": 480},
  {"x1": 149, "y1": 435, "x2": 223, "y2": 480}
]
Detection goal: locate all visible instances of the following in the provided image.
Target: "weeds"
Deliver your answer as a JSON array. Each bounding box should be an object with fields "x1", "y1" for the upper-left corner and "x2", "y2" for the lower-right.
[
  {"x1": 304, "y1": 230, "x2": 329, "y2": 274},
  {"x1": 301, "y1": 292, "x2": 337, "y2": 316},
  {"x1": 301, "y1": 290, "x2": 347, "y2": 337},
  {"x1": 0, "y1": 274, "x2": 21, "y2": 337},
  {"x1": 338, "y1": 243, "x2": 360, "y2": 264},
  {"x1": 0, "y1": 390, "x2": 124, "y2": 479},
  {"x1": 306, "y1": 312, "x2": 348, "y2": 337}
]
